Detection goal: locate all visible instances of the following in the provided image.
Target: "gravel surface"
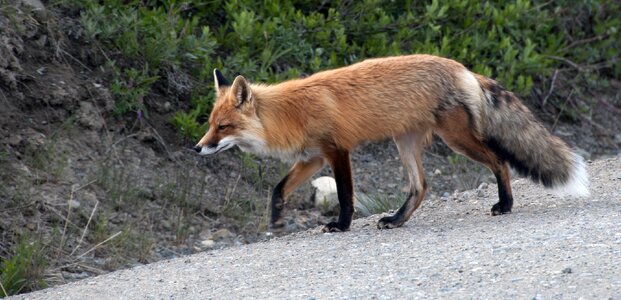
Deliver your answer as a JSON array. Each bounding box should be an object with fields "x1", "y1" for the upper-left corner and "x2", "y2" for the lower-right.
[{"x1": 14, "y1": 158, "x2": 621, "y2": 299}]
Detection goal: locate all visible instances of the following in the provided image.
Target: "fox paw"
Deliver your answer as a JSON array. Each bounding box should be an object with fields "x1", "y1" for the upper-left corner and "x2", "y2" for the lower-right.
[
  {"x1": 377, "y1": 215, "x2": 405, "y2": 229},
  {"x1": 321, "y1": 221, "x2": 349, "y2": 233},
  {"x1": 491, "y1": 203, "x2": 512, "y2": 216},
  {"x1": 268, "y1": 221, "x2": 285, "y2": 232}
]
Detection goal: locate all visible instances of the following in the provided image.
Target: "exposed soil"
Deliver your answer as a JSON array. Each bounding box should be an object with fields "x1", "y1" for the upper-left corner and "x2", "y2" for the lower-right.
[{"x1": 0, "y1": 0, "x2": 619, "y2": 292}]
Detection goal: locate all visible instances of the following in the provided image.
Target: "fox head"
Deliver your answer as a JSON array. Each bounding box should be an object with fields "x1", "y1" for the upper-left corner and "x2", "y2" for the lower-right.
[{"x1": 194, "y1": 69, "x2": 265, "y2": 155}]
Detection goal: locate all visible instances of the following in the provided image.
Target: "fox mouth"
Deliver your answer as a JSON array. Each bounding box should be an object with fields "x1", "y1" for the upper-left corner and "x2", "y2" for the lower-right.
[{"x1": 195, "y1": 138, "x2": 236, "y2": 156}]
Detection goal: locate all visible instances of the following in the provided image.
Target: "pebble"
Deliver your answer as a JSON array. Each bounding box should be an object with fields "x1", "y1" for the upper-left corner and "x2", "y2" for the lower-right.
[
  {"x1": 200, "y1": 240, "x2": 215, "y2": 249},
  {"x1": 77, "y1": 101, "x2": 105, "y2": 130},
  {"x1": 63, "y1": 271, "x2": 90, "y2": 280},
  {"x1": 68, "y1": 199, "x2": 81, "y2": 209},
  {"x1": 210, "y1": 228, "x2": 234, "y2": 240},
  {"x1": 7, "y1": 134, "x2": 22, "y2": 146}
]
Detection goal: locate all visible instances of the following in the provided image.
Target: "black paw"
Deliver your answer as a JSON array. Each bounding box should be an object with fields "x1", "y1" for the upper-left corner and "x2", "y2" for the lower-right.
[
  {"x1": 321, "y1": 221, "x2": 350, "y2": 232},
  {"x1": 269, "y1": 220, "x2": 285, "y2": 231},
  {"x1": 377, "y1": 215, "x2": 405, "y2": 229},
  {"x1": 491, "y1": 202, "x2": 512, "y2": 216}
]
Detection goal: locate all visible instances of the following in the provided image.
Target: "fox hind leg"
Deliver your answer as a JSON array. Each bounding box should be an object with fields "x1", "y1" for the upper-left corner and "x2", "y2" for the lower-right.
[
  {"x1": 435, "y1": 107, "x2": 513, "y2": 215},
  {"x1": 489, "y1": 164, "x2": 513, "y2": 215},
  {"x1": 378, "y1": 130, "x2": 430, "y2": 229}
]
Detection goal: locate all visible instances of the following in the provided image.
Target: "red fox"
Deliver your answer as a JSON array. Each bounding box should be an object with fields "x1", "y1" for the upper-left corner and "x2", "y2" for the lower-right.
[{"x1": 194, "y1": 55, "x2": 589, "y2": 232}]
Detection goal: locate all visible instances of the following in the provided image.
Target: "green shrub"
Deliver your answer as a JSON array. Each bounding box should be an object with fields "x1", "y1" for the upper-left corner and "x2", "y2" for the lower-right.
[
  {"x1": 0, "y1": 239, "x2": 47, "y2": 297},
  {"x1": 109, "y1": 65, "x2": 159, "y2": 117},
  {"x1": 70, "y1": 0, "x2": 619, "y2": 136},
  {"x1": 170, "y1": 95, "x2": 211, "y2": 140}
]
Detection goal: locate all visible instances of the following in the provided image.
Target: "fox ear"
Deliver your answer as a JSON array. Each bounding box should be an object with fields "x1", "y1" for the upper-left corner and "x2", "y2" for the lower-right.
[
  {"x1": 231, "y1": 75, "x2": 252, "y2": 108},
  {"x1": 213, "y1": 69, "x2": 230, "y2": 91}
]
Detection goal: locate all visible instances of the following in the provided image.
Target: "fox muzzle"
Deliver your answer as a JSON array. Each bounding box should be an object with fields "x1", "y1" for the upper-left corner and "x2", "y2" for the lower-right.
[{"x1": 194, "y1": 137, "x2": 236, "y2": 156}]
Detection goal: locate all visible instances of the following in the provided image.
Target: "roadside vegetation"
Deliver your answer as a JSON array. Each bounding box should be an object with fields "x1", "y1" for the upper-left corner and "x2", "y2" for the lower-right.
[{"x1": 68, "y1": 0, "x2": 619, "y2": 139}]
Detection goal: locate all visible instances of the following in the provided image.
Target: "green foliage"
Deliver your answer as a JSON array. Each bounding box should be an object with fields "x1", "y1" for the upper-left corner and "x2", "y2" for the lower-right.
[
  {"x1": 170, "y1": 95, "x2": 211, "y2": 140},
  {"x1": 72, "y1": 0, "x2": 620, "y2": 136},
  {"x1": 109, "y1": 65, "x2": 159, "y2": 116},
  {"x1": 79, "y1": 0, "x2": 219, "y2": 119},
  {"x1": 0, "y1": 239, "x2": 47, "y2": 297}
]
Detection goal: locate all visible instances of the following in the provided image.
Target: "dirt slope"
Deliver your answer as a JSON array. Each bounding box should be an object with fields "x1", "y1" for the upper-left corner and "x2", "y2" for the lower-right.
[{"x1": 12, "y1": 157, "x2": 620, "y2": 299}]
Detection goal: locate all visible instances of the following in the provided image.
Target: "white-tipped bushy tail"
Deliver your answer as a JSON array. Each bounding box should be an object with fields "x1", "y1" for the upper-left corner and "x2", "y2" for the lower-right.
[
  {"x1": 552, "y1": 154, "x2": 590, "y2": 197},
  {"x1": 477, "y1": 75, "x2": 590, "y2": 197}
]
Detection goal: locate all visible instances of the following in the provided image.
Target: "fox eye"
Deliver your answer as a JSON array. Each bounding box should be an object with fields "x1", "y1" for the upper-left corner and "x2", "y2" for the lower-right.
[{"x1": 217, "y1": 124, "x2": 229, "y2": 130}]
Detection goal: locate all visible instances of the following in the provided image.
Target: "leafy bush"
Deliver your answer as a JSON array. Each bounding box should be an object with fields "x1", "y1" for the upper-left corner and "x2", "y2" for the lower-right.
[
  {"x1": 170, "y1": 95, "x2": 211, "y2": 139},
  {"x1": 109, "y1": 65, "x2": 159, "y2": 117},
  {"x1": 73, "y1": 0, "x2": 619, "y2": 138}
]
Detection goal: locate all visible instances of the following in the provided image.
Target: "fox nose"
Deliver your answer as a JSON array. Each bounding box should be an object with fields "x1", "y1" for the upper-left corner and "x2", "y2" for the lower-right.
[{"x1": 193, "y1": 145, "x2": 202, "y2": 153}]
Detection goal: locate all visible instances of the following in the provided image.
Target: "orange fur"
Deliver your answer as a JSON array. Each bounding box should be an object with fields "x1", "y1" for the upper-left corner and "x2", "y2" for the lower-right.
[{"x1": 201, "y1": 55, "x2": 470, "y2": 156}]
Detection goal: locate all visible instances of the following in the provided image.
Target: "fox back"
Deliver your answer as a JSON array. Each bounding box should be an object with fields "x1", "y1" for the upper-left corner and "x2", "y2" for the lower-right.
[{"x1": 198, "y1": 55, "x2": 483, "y2": 157}]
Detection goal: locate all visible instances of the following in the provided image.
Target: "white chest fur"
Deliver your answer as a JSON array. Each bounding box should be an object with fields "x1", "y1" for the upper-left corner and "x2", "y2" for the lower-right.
[{"x1": 236, "y1": 132, "x2": 321, "y2": 162}]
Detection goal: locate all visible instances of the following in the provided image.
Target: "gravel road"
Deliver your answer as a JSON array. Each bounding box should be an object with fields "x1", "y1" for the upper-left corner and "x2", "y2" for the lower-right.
[{"x1": 15, "y1": 158, "x2": 621, "y2": 299}]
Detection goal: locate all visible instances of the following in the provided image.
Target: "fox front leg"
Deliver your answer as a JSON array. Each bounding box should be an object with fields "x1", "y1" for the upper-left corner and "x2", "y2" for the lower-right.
[
  {"x1": 322, "y1": 148, "x2": 354, "y2": 232},
  {"x1": 270, "y1": 157, "x2": 324, "y2": 229}
]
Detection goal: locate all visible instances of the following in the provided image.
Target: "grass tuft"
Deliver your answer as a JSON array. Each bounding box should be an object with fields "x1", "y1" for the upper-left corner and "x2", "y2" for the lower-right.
[
  {"x1": 356, "y1": 192, "x2": 405, "y2": 217},
  {"x1": 0, "y1": 238, "x2": 48, "y2": 297}
]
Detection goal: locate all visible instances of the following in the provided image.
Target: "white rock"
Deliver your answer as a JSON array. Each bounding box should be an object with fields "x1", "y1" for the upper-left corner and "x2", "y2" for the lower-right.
[
  {"x1": 311, "y1": 176, "x2": 339, "y2": 212},
  {"x1": 200, "y1": 240, "x2": 215, "y2": 249},
  {"x1": 68, "y1": 199, "x2": 80, "y2": 209},
  {"x1": 21, "y1": 0, "x2": 45, "y2": 11}
]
